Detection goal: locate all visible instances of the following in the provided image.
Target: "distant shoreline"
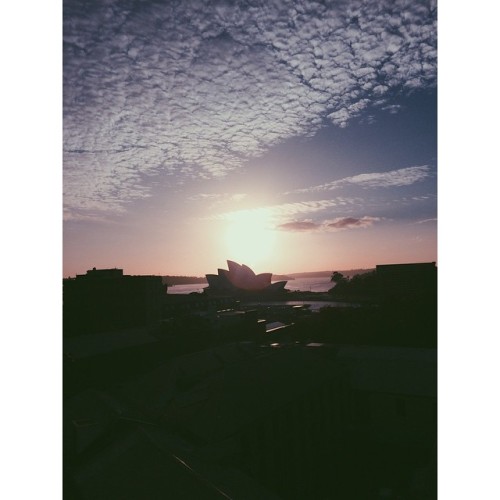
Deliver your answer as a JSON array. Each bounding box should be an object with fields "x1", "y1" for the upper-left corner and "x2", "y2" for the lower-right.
[{"x1": 164, "y1": 268, "x2": 374, "y2": 286}]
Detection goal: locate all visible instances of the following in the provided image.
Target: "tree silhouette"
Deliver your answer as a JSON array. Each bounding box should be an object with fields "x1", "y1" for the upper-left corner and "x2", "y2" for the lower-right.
[{"x1": 330, "y1": 271, "x2": 347, "y2": 284}]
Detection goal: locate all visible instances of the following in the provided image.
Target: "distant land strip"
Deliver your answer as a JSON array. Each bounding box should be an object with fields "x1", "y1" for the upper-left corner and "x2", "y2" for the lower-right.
[
  {"x1": 287, "y1": 269, "x2": 374, "y2": 279},
  {"x1": 162, "y1": 269, "x2": 374, "y2": 285}
]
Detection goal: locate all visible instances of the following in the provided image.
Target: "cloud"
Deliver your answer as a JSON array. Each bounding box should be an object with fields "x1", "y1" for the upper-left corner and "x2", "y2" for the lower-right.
[
  {"x1": 211, "y1": 196, "x2": 385, "y2": 233},
  {"x1": 277, "y1": 215, "x2": 381, "y2": 232},
  {"x1": 342, "y1": 166, "x2": 432, "y2": 188},
  {"x1": 381, "y1": 104, "x2": 402, "y2": 114},
  {"x1": 288, "y1": 165, "x2": 432, "y2": 194},
  {"x1": 327, "y1": 216, "x2": 380, "y2": 230},
  {"x1": 276, "y1": 221, "x2": 322, "y2": 232},
  {"x1": 64, "y1": 0, "x2": 436, "y2": 217},
  {"x1": 415, "y1": 218, "x2": 437, "y2": 224},
  {"x1": 188, "y1": 192, "x2": 247, "y2": 203},
  {"x1": 212, "y1": 198, "x2": 353, "y2": 224}
]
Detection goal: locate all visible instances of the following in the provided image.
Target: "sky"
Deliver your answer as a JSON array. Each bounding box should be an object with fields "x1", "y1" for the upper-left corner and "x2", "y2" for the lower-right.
[
  {"x1": 6, "y1": 4, "x2": 500, "y2": 497},
  {"x1": 63, "y1": 0, "x2": 437, "y2": 277}
]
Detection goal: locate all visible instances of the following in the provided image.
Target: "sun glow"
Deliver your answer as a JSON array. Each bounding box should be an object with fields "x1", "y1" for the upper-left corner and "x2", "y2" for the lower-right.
[{"x1": 224, "y1": 209, "x2": 277, "y2": 267}]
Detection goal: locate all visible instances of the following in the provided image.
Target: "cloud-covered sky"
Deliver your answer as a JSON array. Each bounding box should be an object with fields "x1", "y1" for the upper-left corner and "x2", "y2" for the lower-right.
[
  {"x1": 63, "y1": 0, "x2": 437, "y2": 276},
  {"x1": 287, "y1": 165, "x2": 433, "y2": 193}
]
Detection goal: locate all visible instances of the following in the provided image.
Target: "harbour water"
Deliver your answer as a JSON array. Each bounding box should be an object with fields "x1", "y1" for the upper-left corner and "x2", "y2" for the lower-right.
[
  {"x1": 283, "y1": 276, "x2": 334, "y2": 293},
  {"x1": 167, "y1": 276, "x2": 334, "y2": 295}
]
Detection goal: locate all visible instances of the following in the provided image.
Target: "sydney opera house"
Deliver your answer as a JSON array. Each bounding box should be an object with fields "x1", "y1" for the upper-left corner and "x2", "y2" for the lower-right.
[{"x1": 205, "y1": 260, "x2": 288, "y2": 295}]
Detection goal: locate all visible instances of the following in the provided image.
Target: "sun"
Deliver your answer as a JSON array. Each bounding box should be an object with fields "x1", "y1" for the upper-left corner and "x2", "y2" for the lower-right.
[{"x1": 224, "y1": 209, "x2": 277, "y2": 267}]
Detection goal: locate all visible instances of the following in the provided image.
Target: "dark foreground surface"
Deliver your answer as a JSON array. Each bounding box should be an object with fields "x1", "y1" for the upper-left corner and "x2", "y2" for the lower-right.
[{"x1": 64, "y1": 295, "x2": 437, "y2": 500}]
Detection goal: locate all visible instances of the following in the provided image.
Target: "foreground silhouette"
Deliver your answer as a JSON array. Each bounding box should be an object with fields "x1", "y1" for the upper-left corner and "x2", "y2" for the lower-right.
[{"x1": 63, "y1": 263, "x2": 437, "y2": 499}]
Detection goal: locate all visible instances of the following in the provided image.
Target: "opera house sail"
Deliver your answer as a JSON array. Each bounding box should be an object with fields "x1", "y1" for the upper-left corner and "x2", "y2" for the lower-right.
[{"x1": 205, "y1": 260, "x2": 287, "y2": 295}]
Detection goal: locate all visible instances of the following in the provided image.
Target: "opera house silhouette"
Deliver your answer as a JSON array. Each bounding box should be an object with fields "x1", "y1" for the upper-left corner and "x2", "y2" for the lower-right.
[{"x1": 205, "y1": 260, "x2": 287, "y2": 294}]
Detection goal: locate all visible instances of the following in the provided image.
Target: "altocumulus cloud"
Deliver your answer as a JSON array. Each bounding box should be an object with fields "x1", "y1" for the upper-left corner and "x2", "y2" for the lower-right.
[
  {"x1": 188, "y1": 192, "x2": 248, "y2": 204},
  {"x1": 64, "y1": 0, "x2": 437, "y2": 218},
  {"x1": 287, "y1": 165, "x2": 432, "y2": 194},
  {"x1": 212, "y1": 198, "x2": 355, "y2": 223}
]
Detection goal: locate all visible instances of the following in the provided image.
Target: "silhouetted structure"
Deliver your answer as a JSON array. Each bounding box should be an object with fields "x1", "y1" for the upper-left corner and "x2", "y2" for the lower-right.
[
  {"x1": 376, "y1": 262, "x2": 437, "y2": 304},
  {"x1": 205, "y1": 260, "x2": 287, "y2": 295},
  {"x1": 63, "y1": 263, "x2": 438, "y2": 499},
  {"x1": 63, "y1": 268, "x2": 164, "y2": 335}
]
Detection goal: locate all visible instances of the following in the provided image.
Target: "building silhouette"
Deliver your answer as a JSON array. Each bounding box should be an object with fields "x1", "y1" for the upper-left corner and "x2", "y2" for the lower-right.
[
  {"x1": 63, "y1": 268, "x2": 164, "y2": 335},
  {"x1": 376, "y1": 262, "x2": 437, "y2": 304},
  {"x1": 205, "y1": 260, "x2": 287, "y2": 295}
]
